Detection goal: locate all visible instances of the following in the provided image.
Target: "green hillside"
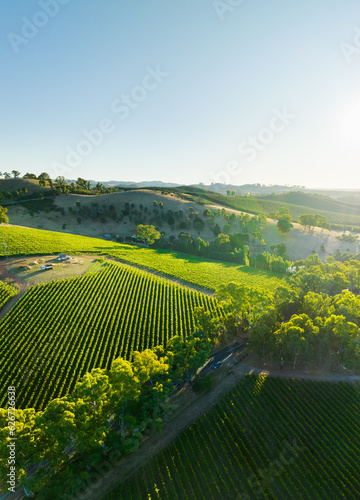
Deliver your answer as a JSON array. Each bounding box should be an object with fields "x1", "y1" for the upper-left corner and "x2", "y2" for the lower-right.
[
  {"x1": 0, "y1": 177, "x2": 51, "y2": 195},
  {"x1": 0, "y1": 226, "x2": 287, "y2": 291},
  {"x1": 202, "y1": 192, "x2": 360, "y2": 231},
  {"x1": 149, "y1": 186, "x2": 360, "y2": 230},
  {"x1": 260, "y1": 191, "x2": 360, "y2": 215}
]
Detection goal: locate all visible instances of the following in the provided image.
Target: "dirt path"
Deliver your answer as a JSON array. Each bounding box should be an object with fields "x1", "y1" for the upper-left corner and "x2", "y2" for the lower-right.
[{"x1": 79, "y1": 360, "x2": 360, "y2": 500}]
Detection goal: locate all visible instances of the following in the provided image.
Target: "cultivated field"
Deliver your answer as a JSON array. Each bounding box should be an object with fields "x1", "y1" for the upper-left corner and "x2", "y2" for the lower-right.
[
  {"x1": 0, "y1": 280, "x2": 18, "y2": 309},
  {"x1": 0, "y1": 261, "x2": 220, "y2": 410},
  {"x1": 0, "y1": 226, "x2": 287, "y2": 291},
  {"x1": 104, "y1": 375, "x2": 360, "y2": 500}
]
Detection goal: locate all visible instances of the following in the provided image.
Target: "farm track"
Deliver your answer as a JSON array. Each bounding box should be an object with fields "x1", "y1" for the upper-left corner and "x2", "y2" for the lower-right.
[{"x1": 81, "y1": 361, "x2": 360, "y2": 500}]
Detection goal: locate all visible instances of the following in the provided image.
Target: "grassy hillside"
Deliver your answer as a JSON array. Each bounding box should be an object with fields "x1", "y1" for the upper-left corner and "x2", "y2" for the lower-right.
[
  {"x1": 260, "y1": 191, "x2": 360, "y2": 216},
  {"x1": 0, "y1": 226, "x2": 287, "y2": 291},
  {"x1": 199, "y1": 192, "x2": 360, "y2": 231},
  {"x1": 0, "y1": 261, "x2": 219, "y2": 410},
  {"x1": 337, "y1": 195, "x2": 360, "y2": 207},
  {"x1": 146, "y1": 186, "x2": 360, "y2": 231},
  {"x1": 0, "y1": 177, "x2": 51, "y2": 195},
  {"x1": 104, "y1": 374, "x2": 360, "y2": 500}
]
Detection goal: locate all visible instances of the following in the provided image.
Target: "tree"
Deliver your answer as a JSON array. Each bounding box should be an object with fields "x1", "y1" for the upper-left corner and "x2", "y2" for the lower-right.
[
  {"x1": 213, "y1": 223, "x2": 221, "y2": 236},
  {"x1": 55, "y1": 176, "x2": 66, "y2": 185},
  {"x1": 0, "y1": 408, "x2": 38, "y2": 486},
  {"x1": 276, "y1": 243, "x2": 288, "y2": 258},
  {"x1": 177, "y1": 233, "x2": 193, "y2": 251},
  {"x1": 216, "y1": 281, "x2": 273, "y2": 334},
  {"x1": 38, "y1": 172, "x2": 51, "y2": 181},
  {"x1": 23, "y1": 173, "x2": 37, "y2": 179},
  {"x1": 0, "y1": 206, "x2": 9, "y2": 224},
  {"x1": 11, "y1": 170, "x2": 21, "y2": 178},
  {"x1": 167, "y1": 215, "x2": 175, "y2": 227},
  {"x1": 3, "y1": 172, "x2": 11, "y2": 179},
  {"x1": 136, "y1": 225, "x2": 161, "y2": 246},
  {"x1": 299, "y1": 213, "x2": 331, "y2": 232},
  {"x1": 277, "y1": 216, "x2": 293, "y2": 233},
  {"x1": 213, "y1": 233, "x2": 232, "y2": 252},
  {"x1": 194, "y1": 237, "x2": 209, "y2": 256},
  {"x1": 74, "y1": 368, "x2": 110, "y2": 420},
  {"x1": 193, "y1": 216, "x2": 205, "y2": 233},
  {"x1": 166, "y1": 334, "x2": 212, "y2": 382}
]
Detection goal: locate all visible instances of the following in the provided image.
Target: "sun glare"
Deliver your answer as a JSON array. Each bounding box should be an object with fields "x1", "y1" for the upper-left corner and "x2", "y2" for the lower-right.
[{"x1": 338, "y1": 99, "x2": 360, "y2": 143}]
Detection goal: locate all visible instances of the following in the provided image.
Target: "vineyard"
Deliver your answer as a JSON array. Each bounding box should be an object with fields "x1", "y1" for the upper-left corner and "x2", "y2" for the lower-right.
[
  {"x1": 0, "y1": 280, "x2": 18, "y2": 309},
  {"x1": 104, "y1": 375, "x2": 360, "y2": 500},
  {"x1": 0, "y1": 226, "x2": 286, "y2": 291},
  {"x1": 0, "y1": 260, "x2": 220, "y2": 410}
]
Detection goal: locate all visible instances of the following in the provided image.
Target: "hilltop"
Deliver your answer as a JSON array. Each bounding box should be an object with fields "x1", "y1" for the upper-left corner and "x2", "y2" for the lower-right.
[
  {"x1": 5, "y1": 187, "x2": 359, "y2": 261},
  {"x1": 0, "y1": 177, "x2": 51, "y2": 195}
]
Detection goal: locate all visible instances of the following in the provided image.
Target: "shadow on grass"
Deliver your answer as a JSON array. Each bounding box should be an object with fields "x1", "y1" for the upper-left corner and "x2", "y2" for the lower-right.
[{"x1": 92, "y1": 243, "x2": 286, "y2": 278}]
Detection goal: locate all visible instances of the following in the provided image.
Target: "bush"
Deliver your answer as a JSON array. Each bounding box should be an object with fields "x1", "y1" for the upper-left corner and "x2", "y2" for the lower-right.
[{"x1": 192, "y1": 375, "x2": 214, "y2": 393}]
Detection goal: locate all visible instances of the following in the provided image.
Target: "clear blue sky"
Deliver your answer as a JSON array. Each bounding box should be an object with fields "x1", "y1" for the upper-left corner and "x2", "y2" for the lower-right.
[{"x1": 1, "y1": 0, "x2": 360, "y2": 188}]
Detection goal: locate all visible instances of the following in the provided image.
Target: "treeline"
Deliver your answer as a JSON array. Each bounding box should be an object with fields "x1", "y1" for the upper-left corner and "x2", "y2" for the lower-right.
[
  {"x1": 195, "y1": 255, "x2": 360, "y2": 371},
  {"x1": 298, "y1": 213, "x2": 331, "y2": 231},
  {"x1": 0, "y1": 174, "x2": 119, "y2": 204},
  {"x1": 200, "y1": 256, "x2": 360, "y2": 370},
  {"x1": 0, "y1": 334, "x2": 212, "y2": 499}
]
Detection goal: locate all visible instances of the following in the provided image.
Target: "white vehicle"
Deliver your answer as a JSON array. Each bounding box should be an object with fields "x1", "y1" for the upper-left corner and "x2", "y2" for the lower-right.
[{"x1": 41, "y1": 264, "x2": 53, "y2": 271}]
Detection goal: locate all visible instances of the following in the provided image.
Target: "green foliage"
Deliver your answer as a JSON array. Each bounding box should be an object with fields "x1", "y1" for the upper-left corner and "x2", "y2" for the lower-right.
[
  {"x1": 0, "y1": 280, "x2": 18, "y2": 308},
  {"x1": 192, "y1": 374, "x2": 214, "y2": 393},
  {"x1": 336, "y1": 233, "x2": 359, "y2": 243},
  {"x1": 215, "y1": 281, "x2": 273, "y2": 334},
  {"x1": 105, "y1": 375, "x2": 360, "y2": 500},
  {"x1": 0, "y1": 205, "x2": 8, "y2": 224},
  {"x1": 136, "y1": 224, "x2": 161, "y2": 245},
  {"x1": 299, "y1": 213, "x2": 331, "y2": 231},
  {"x1": 0, "y1": 261, "x2": 219, "y2": 410},
  {"x1": 0, "y1": 226, "x2": 287, "y2": 292},
  {"x1": 276, "y1": 208, "x2": 293, "y2": 233},
  {"x1": 167, "y1": 334, "x2": 212, "y2": 382},
  {"x1": 249, "y1": 260, "x2": 360, "y2": 368}
]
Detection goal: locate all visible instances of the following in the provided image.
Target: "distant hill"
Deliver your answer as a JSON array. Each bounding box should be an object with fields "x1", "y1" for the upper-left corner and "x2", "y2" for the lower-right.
[
  {"x1": 191, "y1": 183, "x2": 360, "y2": 199},
  {"x1": 260, "y1": 192, "x2": 360, "y2": 216},
  {"x1": 336, "y1": 195, "x2": 360, "y2": 207},
  {"x1": 0, "y1": 178, "x2": 51, "y2": 194},
  {"x1": 63, "y1": 179, "x2": 360, "y2": 199},
  {"x1": 65, "y1": 179, "x2": 181, "y2": 189}
]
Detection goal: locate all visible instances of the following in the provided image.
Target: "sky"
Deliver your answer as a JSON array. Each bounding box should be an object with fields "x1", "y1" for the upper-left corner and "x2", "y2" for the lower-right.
[{"x1": 1, "y1": 0, "x2": 360, "y2": 189}]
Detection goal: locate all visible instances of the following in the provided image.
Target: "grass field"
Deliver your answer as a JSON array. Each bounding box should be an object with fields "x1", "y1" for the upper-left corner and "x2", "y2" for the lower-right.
[
  {"x1": 0, "y1": 261, "x2": 220, "y2": 410},
  {"x1": 104, "y1": 375, "x2": 360, "y2": 500},
  {"x1": 0, "y1": 226, "x2": 287, "y2": 291}
]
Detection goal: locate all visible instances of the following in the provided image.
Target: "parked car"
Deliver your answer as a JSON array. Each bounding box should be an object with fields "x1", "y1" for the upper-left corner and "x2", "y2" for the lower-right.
[
  {"x1": 58, "y1": 254, "x2": 70, "y2": 261},
  {"x1": 212, "y1": 361, "x2": 221, "y2": 370},
  {"x1": 41, "y1": 264, "x2": 53, "y2": 271}
]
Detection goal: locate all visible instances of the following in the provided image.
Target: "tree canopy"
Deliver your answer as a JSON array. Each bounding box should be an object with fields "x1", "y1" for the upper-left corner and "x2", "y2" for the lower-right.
[{"x1": 136, "y1": 224, "x2": 161, "y2": 246}]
